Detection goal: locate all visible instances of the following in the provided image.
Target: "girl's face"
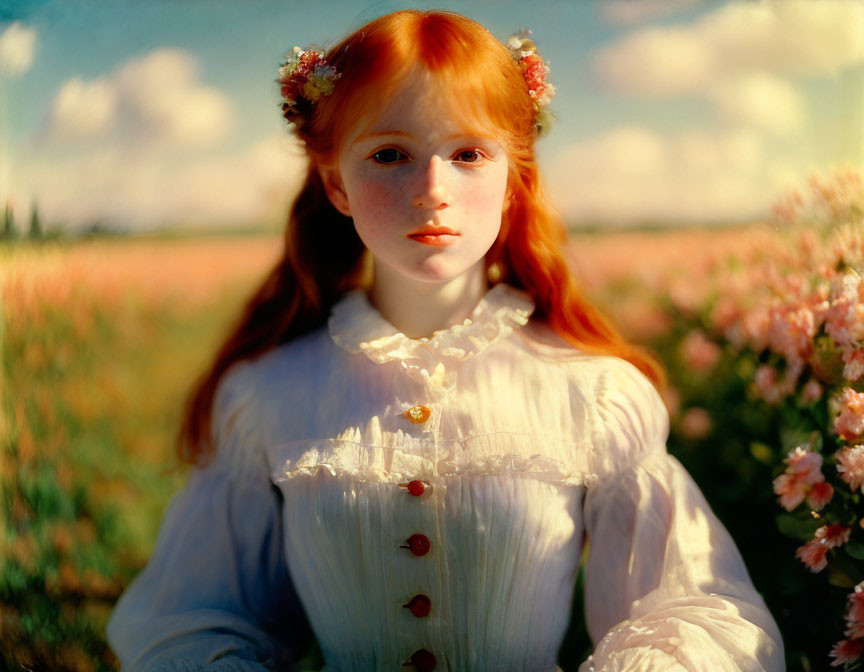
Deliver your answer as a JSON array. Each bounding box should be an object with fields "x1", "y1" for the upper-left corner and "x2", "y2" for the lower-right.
[{"x1": 320, "y1": 68, "x2": 511, "y2": 284}]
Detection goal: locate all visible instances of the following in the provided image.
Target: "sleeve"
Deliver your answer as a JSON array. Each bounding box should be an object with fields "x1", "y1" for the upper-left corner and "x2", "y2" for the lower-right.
[
  {"x1": 106, "y1": 361, "x2": 312, "y2": 672},
  {"x1": 579, "y1": 359, "x2": 785, "y2": 672}
]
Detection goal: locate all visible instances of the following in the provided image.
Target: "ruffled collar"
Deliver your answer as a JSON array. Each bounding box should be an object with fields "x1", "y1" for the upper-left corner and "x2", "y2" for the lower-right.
[{"x1": 327, "y1": 282, "x2": 536, "y2": 376}]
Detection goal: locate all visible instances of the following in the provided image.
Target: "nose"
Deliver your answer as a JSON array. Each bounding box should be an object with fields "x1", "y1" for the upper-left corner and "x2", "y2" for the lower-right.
[{"x1": 412, "y1": 155, "x2": 450, "y2": 209}]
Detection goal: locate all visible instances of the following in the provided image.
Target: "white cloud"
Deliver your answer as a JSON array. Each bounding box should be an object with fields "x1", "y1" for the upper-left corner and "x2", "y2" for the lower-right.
[
  {"x1": 0, "y1": 22, "x2": 36, "y2": 76},
  {"x1": 594, "y1": 0, "x2": 864, "y2": 94},
  {"x1": 49, "y1": 78, "x2": 117, "y2": 140},
  {"x1": 545, "y1": 125, "x2": 782, "y2": 224},
  {"x1": 23, "y1": 134, "x2": 309, "y2": 229},
  {"x1": 44, "y1": 48, "x2": 234, "y2": 147},
  {"x1": 24, "y1": 47, "x2": 298, "y2": 230},
  {"x1": 707, "y1": 72, "x2": 805, "y2": 137},
  {"x1": 601, "y1": 0, "x2": 701, "y2": 25}
]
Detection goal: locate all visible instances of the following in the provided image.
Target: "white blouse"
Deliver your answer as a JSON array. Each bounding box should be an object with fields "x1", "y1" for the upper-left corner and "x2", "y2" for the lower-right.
[{"x1": 107, "y1": 282, "x2": 785, "y2": 671}]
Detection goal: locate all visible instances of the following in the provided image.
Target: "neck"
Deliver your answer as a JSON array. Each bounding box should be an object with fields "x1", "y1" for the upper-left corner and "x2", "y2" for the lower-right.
[{"x1": 368, "y1": 261, "x2": 490, "y2": 339}]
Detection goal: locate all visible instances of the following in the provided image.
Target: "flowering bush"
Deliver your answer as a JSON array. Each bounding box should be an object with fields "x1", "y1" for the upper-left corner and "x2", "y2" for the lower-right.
[{"x1": 708, "y1": 166, "x2": 864, "y2": 667}]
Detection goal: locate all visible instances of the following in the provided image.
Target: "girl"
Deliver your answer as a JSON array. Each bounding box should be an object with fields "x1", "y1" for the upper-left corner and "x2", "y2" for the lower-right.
[{"x1": 107, "y1": 9, "x2": 784, "y2": 671}]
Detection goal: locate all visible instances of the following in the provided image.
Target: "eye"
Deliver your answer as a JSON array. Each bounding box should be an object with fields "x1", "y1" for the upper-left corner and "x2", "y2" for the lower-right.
[
  {"x1": 454, "y1": 149, "x2": 486, "y2": 164},
  {"x1": 371, "y1": 147, "x2": 409, "y2": 164}
]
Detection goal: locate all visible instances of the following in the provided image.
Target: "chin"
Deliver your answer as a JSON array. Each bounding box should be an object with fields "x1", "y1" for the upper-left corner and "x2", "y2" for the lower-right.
[{"x1": 388, "y1": 260, "x2": 463, "y2": 285}]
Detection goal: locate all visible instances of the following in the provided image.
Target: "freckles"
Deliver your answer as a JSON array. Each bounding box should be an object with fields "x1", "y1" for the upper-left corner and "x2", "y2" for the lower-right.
[
  {"x1": 461, "y1": 183, "x2": 505, "y2": 209},
  {"x1": 356, "y1": 179, "x2": 392, "y2": 213}
]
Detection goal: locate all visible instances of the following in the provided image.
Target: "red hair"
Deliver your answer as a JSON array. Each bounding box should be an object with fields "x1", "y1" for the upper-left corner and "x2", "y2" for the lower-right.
[{"x1": 177, "y1": 9, "x2": 667, "y2": 466}]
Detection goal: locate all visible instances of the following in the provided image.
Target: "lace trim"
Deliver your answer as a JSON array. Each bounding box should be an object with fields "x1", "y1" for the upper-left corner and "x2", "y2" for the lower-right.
[
  {"x1": 270, "y1": 435, "x2": 598, "y2": 487},
  {"x1": 273, "y1": 455, "x2": 598, "y2": 487},
  {"x1": 327, "y1": 282, "x2": 536, "y2": 368}
]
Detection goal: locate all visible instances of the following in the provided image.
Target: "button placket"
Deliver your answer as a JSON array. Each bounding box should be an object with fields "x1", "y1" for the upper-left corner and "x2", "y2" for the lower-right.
[
  {"x1": 391, "y1": 349, "x2": 452, "y2": 669},
  {"x1": 397, "y1": 456, "x2": 439, "y2": 667}
]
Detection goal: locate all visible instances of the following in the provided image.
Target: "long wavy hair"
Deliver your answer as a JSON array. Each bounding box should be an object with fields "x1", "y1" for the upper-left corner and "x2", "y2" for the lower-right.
[{"x1": 177, "y1": 9, "x2": 668, "y2": 467}]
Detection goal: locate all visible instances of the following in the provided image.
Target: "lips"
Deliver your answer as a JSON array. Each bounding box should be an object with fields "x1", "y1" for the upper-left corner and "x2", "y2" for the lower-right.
[
  {"x1": 407, "y1": 225, "x2": 460, "y2": 247},
  {"x1": 407, "y1": 225, "x2": 459, "y2": 237}
]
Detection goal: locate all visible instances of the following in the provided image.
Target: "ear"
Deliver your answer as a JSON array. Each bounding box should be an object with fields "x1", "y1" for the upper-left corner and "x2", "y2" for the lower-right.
[{"x1": 317, "y1": 163, "x2": 352, "y2": 217}]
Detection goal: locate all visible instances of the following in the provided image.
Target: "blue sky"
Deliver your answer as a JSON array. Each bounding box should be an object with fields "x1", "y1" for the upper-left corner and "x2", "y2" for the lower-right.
[{"x1": 1, "y1": 0, "x2": 862, "y2": 231}]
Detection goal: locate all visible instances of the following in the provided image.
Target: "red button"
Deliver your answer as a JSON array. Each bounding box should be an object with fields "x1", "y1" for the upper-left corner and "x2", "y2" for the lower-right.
[
  {"x1": 407, "y1": 480, "x2": 426, "y2": 497},
  {"x1": 403, "y1": 594, "x2": 432, "y2": 618},
  {"x1": 401, "y1": 649, "x2": 437, "y2": 671},
  {"x1": 400, "y1": 533, "x2": 431, "y2": 556}
]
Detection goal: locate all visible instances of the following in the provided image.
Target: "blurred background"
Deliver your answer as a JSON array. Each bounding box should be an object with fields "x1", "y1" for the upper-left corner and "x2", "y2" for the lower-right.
[{"x1": 2, "y1": 0, "x2": 863, "y2": 670}]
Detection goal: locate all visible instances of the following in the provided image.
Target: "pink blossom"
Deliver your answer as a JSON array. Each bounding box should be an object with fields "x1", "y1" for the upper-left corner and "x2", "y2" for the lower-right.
[
  {"x1": 844, "y1": 349, "x2": 864, "y2": 382},
  {"x1": 800, "y1": 379, "x2": 824, "y2": 405},
  {"x1": 796, "y1": 524, "x2": 850, "y2": 573},
  {"x1": 785, "y1": 447, "x2": 824, "y2": 481},
  {"x1": 668, "y1": 280, "x2": 705, "y2": 315},
  {"x1": 796, "y1": 538, "x2": 829, "y2": 572},
  {"x1": 837, "y1": 446, "x2": 864, "y2": 492},
  {"x1": 835, "y1": 388, "x2": 864, "y2": 443},
  {"x1": 679, "y1": 407, "x2": 712, "y2": 439},
  {"x1": 755, "y1": 365, "x2": 784, "y2": 405},
  {"x1": 773, "y1": 447, "x2": 826, "y2": 511},
  {"x1": 739, "y1": 308, "x2": 771, "y2": 352},
  {"x1": 816, "y1": 523, "x2": 851, "y2": 549},
  {"x1": 825, "y1": 274, "x2": 864, "y2": 350},
  {"x1": 769, "y1": 304, "x2": 815, "y2": 368},
  {"x1": 829, "y1": 638, "x2": 864, "y2": 666},
  {"x1": 680, "y1": 330, "x2": 721, "y2": 372},
  {"x1": 807, "y1": 481, "x2": 834, "y2": 511},
  {"x1": 773, "y1": 473, "x2": 809, "y2": 511},
  {"x1": 847, "y1": 582, "x2": 864, "y2": 639},
  {"x1": 710, "y1": 296, "x2": 740, "y2": 333}
]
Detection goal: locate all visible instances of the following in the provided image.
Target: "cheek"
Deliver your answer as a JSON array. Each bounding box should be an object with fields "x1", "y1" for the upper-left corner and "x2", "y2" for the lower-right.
[
  {"x1": 348, "y1": 174, "x2": 401, "y2": 218},
  {"x1": 456, "y1": 175, "x2": 509, "y2": 222}
]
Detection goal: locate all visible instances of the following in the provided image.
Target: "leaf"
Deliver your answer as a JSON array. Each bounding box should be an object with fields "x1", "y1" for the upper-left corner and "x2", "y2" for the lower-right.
[
  {"x1": 776, "y1": 513, "x2": 821, "y2": 541},
  {"x1": 828, "y1": 553, "x2": 864, "y2": 588},
  {"x1": 828, "y1": 565, "x2": 856, "y2": 588},
  {"x1": 779, "y1": 425, "x2": 816, "y2": 453},
  {"x1": 848, "y1": 542, "x2": 864, "y2": 561},
  {"x1": 749, "y1": 442, "x2": 773, "y2": 465}
]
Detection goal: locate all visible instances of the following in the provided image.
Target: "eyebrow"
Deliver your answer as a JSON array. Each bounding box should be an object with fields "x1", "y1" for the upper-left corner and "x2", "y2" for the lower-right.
[{"x1": 351, "y1": 130, "x2": 495, "y2": 146}]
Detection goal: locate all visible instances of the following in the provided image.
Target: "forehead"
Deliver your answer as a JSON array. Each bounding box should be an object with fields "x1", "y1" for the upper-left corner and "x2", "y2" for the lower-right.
[{"x1": 346, "y1": 68, "x2": 502, "y2": 146}]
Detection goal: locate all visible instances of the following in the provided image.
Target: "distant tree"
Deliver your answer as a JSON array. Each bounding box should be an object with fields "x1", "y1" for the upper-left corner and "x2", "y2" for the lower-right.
[
  {"x1": 2, "y1": 201, "x2": 16, "y2": 240},
  {"x1": 28, "y1": 202, "x2": 43, "y2": 240}
]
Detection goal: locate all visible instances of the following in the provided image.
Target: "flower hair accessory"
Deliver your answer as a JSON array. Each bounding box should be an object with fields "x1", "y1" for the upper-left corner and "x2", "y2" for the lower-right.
[
  {"x1": 277, "y1": 46, "x2": 341, "y2": 127},
  {"x1": 276, "y1": 33, "x2": 555, "y2": 135},
  {"x1": 507, "y1": 29, "x2": 556, "y2": 136}
]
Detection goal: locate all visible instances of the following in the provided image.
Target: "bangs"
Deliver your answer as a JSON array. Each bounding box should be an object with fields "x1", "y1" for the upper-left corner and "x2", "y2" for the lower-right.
[{"x1": 305, "y1": 10, "x2": 535, "y2": 161}]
